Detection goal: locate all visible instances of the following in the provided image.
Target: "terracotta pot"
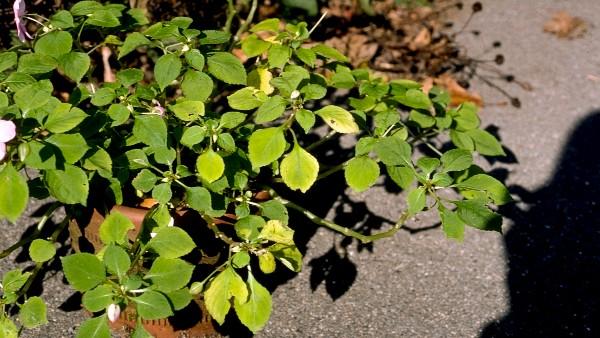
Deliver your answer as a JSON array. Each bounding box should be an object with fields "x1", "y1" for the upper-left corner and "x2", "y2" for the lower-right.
[{"x1": 69, "y1": 205, "x2": 221, "y2": 338}]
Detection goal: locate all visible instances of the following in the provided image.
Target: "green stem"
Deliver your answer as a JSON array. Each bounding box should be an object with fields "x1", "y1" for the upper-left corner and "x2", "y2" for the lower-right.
[
  {"x1": 316, "y1": 162, "x2": 345, "y2": 181},
  {"x1": 224, "y1": 0, "x2": 237, "y2": 35},
  {"x1": 233, "y1": 0, "x2": 258, "y2": 43},
  {"x1": 0, "y1": 202, "x2": 60, "y2": 259},
  {"x1": 275, "y1": 196, "x2": 409, "y2": 244},
  {"x1": 305, "y1": 130, "x2": 336, "y2": 151}
]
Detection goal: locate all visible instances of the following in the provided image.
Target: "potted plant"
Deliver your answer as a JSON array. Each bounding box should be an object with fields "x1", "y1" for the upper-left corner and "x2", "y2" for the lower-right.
[{"x1": 0, "y1": 0, "x2": 511, "y2": 336}]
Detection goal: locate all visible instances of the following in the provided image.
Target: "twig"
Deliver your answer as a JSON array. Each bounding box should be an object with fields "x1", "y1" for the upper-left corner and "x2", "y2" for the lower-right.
[
  {"x1": 308, "y1": 10, "x2": 329, "y2": 37},
  {"x1": 233, "y1": 0, "x2": 258, "y2": 43}
]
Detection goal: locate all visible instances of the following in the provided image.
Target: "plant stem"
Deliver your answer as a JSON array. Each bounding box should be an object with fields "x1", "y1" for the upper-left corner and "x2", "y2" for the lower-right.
[
  {"x1": 234, "y1": 0, "x2": 258, "y2": 43},
  {"x1": 275, "y1": 196, "x2": 409, "y2": 244},
  {"x1": 0, "y1": 202, "x2": 60, "y2": 259},
  {"x1": 316, "y1": 162, "x2": 345, "y2": 181},
  {"x1": 305, "y1": 130, "x2": 337, "y2": 151},
  {"x1": 224, "y1": 0, "x2": 237, "y2": 35},
  {"x1": 308, "y1": 10, "x2": 329, "y2": 36}
]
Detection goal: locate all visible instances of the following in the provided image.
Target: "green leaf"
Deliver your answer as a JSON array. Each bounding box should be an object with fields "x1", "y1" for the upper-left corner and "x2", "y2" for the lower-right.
[
  {"x1": 132, "y1": 169, "x2": 158, "y2": 193},
  {"x1": 295, "y1": 109, "x2": 315, "y2": 133},
  {"x1": 331, "y1": 70, "x2": 355, "y2": 89},
  {"x1": 455, "y1": 174, "x2": 512, "y2": 205},
  {"x1": 374, "y1": 136, "x2": 412, "y2": 167},
  {"x1": 17, "y1": 53, "x2": 57, "y2": 74},
  {"x1": 407, "y1": 186, "x2": 426, "y2": 215},
  {"x1": 2, "y1": 269, "x2": 31, "y2": 294},
  {"x1": 0, "y1": 317, "x2": 18, "y2": 338},
  {"x1": 258, "y1": 252, "x2": 274, "y2": 273},
  {"x1": 217, "y1": 133, "x2": 236, "y2": 152},
  {"x1": 0, "y1": 165, "x2": 28, "y2": 222},
  {"x1": 184, "y1": 49, "x2": 205, "y2": 71},
  {"x1": 4, "y1": 72, "x2": 35, "y2": 91},
  {"x1": 145, "y1": 257, "x2": 194, "y2": 292},
  {"x1": 251, "y1": 18, "x2": 279, "y2": 32},
  {"x1": 269, "y1": 243, "x2": 302, "y2": 272},
  {"x1": 133, "y1": 290, "x2": 173, "y2": 320},
  {"x1": 248, "y1": 127, "x2": 286, "y2": 168},
  {"x1": 255, "y1": 95, "x2": 287, "y2": 123},
  {"x1": 441, "y1": 149, "x2": 473, "y2": 172},
  {"x1": 0, "y1": 52, "x2": 17, "y2": 72},
  {"x1": 61, "y1": 253, "x2": 106, "y2": 292},
  {"x1": 450, "y1": 130, "x2": 475, "y2": 151},
  {"x1": 386, "y1": 165, "x2": 414, "y2": 190},
  {"x1": 396, "y1": 89, "x2": 432, "y2": 109},
  {"x1": 258, "y1": 220, "x2": 294, "y2": 245},
  {"x1": 83, "y1": 147, "x2": 113, "y2": 177},
  {"x1": 235, "y1": 215, "x2": 264, "y2": 241},
  {"x1": 45, "y1": 105, "x2": 87, "y2": 133},
  {"x1": 155, "y1": 53, "x2": 182, "y2": 91},
  {"x1": 207, "y1": 52, "x2": 247, "y2": 85},
  {"x1": 59, "y1": 52, "x2": 90, "y2": 83},
  {"x1": 29, "y1": 239, "x2": 56, "y2": 263},
  {"x1": 170, "y1": 100, "x2": 205, "y2": 121},
  {"x1": 242, "y1": 35, "x2": 271, "y2": 58},
  {"x1": 50, "y1": 10, "x2": 74, "y2": 28},
  {"x1": 19, "y1": 297, "x2": 47, "y2": 329},
  {"x1": 345, "y1": 156, "x2": 380, "y2": 192},
  {"x1": 70, "y1": 1, "x2": 103, "y2": 16},
  {"x1": 220, "y1": 112, "x2": 247, "y2": 129},
  {"x1": 410, "y1": 110, "x2": 436, "y2": 128},
  {"x1": 103, "y1": 244, "x2": 131, "y2": 278},
  {"x1": 152, "y1": 183, "x2": 172, "y2": 204},
  {"x1": 180, "y1": 126, "x2": 206, "y2": 147},
  {"x1": 133, "y1": 115, "x2": 167, "y2": 147},
  {"x1": 99, "y1": 211, "x2": 135, "y2": 245},
  {"x1": 311, "y1": 43, "x2": 348, "y2": 62},
  {"x1": 199, "y1": 30, "x2": 231, "y2": 44},
  {"x1": 234, "y1": 271, "x2": 272, "y2": 333},
  {"x1": 232, "y1": 252, "x2": 251, "y2": 269},
  {"x1": 88, "y1": 9, "x2": 119, "y2": 27},
  {"x1": 91, "y1": 87, "x2": 115, "y2": 106},
  {"x1": 315, "y1": 106, "x2": 359, "y2": 133},
  {"x1": 119, "y1": 32, "x2": 150, "y2": 59},
  {"x1": 46, "y1": 133, "x2": 89, "y2": 164},
  {"x1": 454, "y1": 103, "x2": 480, "y2": 131},
  {"x1": 148, "y1": 226, "x2": 195, "y2": 258},
  {"x1": 466, "y1": 129, "x2": 505, "y2": 156},
  {"x1": 125, "y1": 149, "x2": 150, "y2": 169},
  {"x1": 35, "y1": 31, "x2": 72, "y2": 58},
  {"x1": 196, "y1": 149, "x2": 225, "y2": 183},
  {"x1": 131, "y1": 323, "x2": 153, "y2": 338},
  {"x1": 165, "y1": 289, "x2": 192, "y2": 311},
  {"x1": 268, "y1": 44, "x2": 291, "y2": 69},
  {"x1": 300, "y1": 84, "x2": 326, "y2": 100},
  {"x1": 280, "y1": 144, "x2": 319, "y2": 193},
  {"x1": 439, "y1": 207, "x2": 464, "y2": 241},
  {"x1": 453, "y1": 199, "x2": 502, "y2": 232},
  {"x1": 416, "y1": 157, "x2": 440, "y2": 175},
  {"x1": 181, "y1": 70, "x2": 213, "y2": 102},
  {"x1": 260, "y1": 200, "x2": 289, "y2": 225},
  {"x1": 227, "y1": 87, "x2": 263, "y2": 110},
  {"x1": 75, "y1": 316, "x2": 110, "y2": 338},
  {"x1": 204, "y1": 266, "x2": 248, "y2": 324},
  {"x1": 14, "y1": 81, "x2": 52, "y2": 113},
  {"x1": 116, "y1": 68, "x2": 143, "y2": 87},
  {"x1": 295, "y1": 48, "x2": 316, "y2": 67},
  {"x1": 82, "y1": 285, "x2": 114, "y2": 312},
  {"x1": 45, "y1": 164, "x2": 89, "y2": 206}
]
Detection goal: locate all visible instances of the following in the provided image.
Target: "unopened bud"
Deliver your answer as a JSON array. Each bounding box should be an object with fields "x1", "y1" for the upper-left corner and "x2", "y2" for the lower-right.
[
  {"x1": 107, "y1": 303, "x2": 120, "y2": 323},
  {"x1": 290, "y1": 90, "x2": 300, "y2": 99},
  {"x1": 182, "y1": 45, "x2": 190, "y2": 52},
  {"x1": 150, "y1": 232, "x2": 157, "y2": 238}
]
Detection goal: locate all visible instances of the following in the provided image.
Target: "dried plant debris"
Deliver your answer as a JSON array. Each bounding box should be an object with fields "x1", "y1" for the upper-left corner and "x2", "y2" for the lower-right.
[{"x1": 544, "y1": 11, "x2": 587, "y2": 39}]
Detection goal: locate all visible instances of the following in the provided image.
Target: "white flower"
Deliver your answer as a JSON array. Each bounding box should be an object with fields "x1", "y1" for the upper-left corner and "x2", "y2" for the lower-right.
[
  {"x1": 290, "y1": 90, "x2": 300, "y2": 99},
  {"x1": 107, "y1": 303, "x2": 120, "y2": 323},
  {"x1": 0, "y1": 120, "x2": 16, "y2": 161},
  {"x1": 13, "y1": 0, "x2": 32, "y2": 43}
]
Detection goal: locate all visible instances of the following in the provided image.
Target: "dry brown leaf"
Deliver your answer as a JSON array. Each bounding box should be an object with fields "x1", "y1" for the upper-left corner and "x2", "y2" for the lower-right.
[
  {"x1": 408, "y1": 27, "x2": 432, "y2": 51},
  {"x1": 101, "y1": 46, "x2": 115, "y2": 83},
  {"x1": 543, "y1": 11, "x2": 587, "y2": 39},
  {"x1": 434, "y1": 74, "x2": 484, "y2": 107}
]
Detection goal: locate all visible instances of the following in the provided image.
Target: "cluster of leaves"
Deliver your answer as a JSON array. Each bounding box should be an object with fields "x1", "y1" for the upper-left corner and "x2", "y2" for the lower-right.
[{"x1": 0, "y1": 0, "x2": 510, "y2": 335}]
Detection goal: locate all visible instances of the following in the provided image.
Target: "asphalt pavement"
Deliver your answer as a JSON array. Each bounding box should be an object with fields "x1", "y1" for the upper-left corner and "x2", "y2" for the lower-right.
[{"x1": 2, "y1": 0, "x2": 600, "y2": 337}]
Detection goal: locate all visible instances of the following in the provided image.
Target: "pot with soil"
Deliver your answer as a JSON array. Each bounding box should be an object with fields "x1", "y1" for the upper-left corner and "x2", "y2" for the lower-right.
[{"x1": 0, "y1": 0, "x2": 511, "y2": 336}]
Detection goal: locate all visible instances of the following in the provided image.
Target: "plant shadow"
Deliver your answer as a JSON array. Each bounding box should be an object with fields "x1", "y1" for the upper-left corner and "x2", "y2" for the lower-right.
[{"x1": 481, "y1": 110, "x2": 600, "y2": 337}]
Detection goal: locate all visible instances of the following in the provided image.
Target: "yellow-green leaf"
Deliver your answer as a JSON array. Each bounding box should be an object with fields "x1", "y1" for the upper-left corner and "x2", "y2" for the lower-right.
[{"x1": 280, "y1": 144, "x2": 319, "y2": 193}]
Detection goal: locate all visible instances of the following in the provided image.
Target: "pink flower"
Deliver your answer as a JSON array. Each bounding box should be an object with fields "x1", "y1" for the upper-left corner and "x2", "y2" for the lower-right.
[
  {"x1": 152, "y1": 99, "x2": 165, "y2": 116},
  {"x1": 107, "y1": 303, "x2": 120, "y2": 323},
  {"x1": 0, "y1": 120, "x2": 16, "y2": 161},
  {"x1": 13, "y1": 0, "x2": 32, "y2": 43}
]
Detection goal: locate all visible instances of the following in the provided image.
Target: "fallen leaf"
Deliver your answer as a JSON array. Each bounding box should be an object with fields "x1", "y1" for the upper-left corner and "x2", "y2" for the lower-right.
[
  {"x1": 408, "y1": 27, "x2": 431, "y2": 51},
  {"x1": 433, "y1": 73, "x2": 484, "y2": 107},
  {"x1": 543, "y1": 11, "x2": 587, "y2": 39}
]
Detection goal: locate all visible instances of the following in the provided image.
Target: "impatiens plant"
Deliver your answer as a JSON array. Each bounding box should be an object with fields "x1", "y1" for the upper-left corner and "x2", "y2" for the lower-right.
[{"x1": 0, "y1": 0, "x2": 511, "y2": 336}]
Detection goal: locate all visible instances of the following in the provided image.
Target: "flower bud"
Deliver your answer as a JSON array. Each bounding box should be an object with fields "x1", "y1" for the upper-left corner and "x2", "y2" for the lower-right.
[
  {"x1": 107, "y1": 303, "x2": 120, "y2": 323},
  {"x1": 290, "y1": 90, "x2": 300, "y2": 99}
]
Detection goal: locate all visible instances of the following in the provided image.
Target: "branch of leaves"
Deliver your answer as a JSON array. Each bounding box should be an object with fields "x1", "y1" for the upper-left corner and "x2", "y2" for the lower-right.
[{"x1": 0, "y1": 269, "x2": 49, "y2": 335}]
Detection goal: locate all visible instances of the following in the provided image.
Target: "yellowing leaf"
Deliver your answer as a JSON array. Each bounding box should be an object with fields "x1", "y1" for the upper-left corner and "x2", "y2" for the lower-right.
[
  {"x1": 196, "y1": 149, "x2": 225, "y2": 183},
  {"x1": 258, "y1": 220, "x2": 295, "y2": 245},
  {"x1": 280, "y1": 144, "x2": 319, "y2": 193},
  {"x1": 204, "y1": 266, "x2": 248, "y2": 324},
  {"x1": 314, "y1": 106, "x2": 359, "y2": 133}
]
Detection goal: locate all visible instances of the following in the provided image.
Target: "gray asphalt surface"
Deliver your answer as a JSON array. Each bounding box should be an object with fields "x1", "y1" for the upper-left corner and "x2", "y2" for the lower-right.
[{"x1": 2, "y1": 0, "x2": 600, "y2": 337}]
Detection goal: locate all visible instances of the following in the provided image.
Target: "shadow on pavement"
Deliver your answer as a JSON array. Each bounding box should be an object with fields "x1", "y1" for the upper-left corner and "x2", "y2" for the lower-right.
[{"x1": 482, "y1": 110, "x2": 600, "y2": 337}]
